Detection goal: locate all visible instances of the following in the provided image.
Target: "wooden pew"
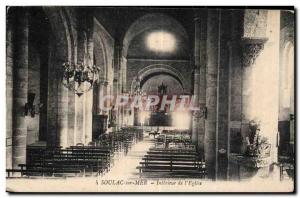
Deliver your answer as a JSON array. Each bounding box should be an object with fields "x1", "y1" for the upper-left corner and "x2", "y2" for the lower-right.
[
  {"x1": 14, "y1": 145, "x2": 114, "y2": 177},
  {"x1": 137, "y1": 147, "x2": 206, "y2": 178},
  {"x1": 9, "y1": 128, "x2": 144, "y2": 178}
]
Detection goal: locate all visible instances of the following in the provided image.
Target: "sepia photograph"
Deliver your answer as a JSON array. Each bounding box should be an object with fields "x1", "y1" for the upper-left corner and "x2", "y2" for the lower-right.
[{"x1": 5, "y1": 5, "x2": 295, "y2": 193}]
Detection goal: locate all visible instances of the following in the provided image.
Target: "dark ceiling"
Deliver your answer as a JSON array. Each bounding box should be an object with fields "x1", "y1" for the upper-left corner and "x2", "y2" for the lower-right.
[{"x1": 92, "y1": 7, "x2": 195, "y2": 43}]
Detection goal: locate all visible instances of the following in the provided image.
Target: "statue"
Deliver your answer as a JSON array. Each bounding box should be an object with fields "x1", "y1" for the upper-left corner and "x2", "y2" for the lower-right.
[
  {"x1": 158, "y1": 82, "x2": 167, "y2": 95},
  {"x1": 244, "y1": 120, "x2": 271, "y2": 158}
]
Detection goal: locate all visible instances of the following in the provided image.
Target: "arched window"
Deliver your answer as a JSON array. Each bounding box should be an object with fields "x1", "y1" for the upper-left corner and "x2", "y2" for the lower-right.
[{"x1": 281, "y1": 42, "x2": 294, "y2": 111}]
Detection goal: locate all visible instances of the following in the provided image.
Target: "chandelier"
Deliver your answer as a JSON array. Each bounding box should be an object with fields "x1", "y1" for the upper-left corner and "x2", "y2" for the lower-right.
[{"x1": 62, "y1": 62, "x2": 100, "y2": 96}]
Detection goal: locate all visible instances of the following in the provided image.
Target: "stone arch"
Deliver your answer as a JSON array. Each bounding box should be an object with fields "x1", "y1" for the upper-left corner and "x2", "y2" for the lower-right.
[
  {"x1": 41, "y1": 8, "x2": 75, "y2": 147},
  {"x1": 94, "y1": 32, "x2": 108, "y2": 82},
  {"x1": 130, "y1": 64, "x2": 187, "y2": 93},
  {"x1": 141, "y1": 73, "x2": 184, "y2": 95},
  {"x1": 92, "y1": 18, "x2": 114, "y2": 116},
  {"x1": 43, "y1": 7, "x2": 74, "y2": 63},
  {"x1": 279, "y1": 41, "x2": 294, "y2": 120},
  {"x1": 94, "y1": 18, "x2": 114, "y2": 86}
]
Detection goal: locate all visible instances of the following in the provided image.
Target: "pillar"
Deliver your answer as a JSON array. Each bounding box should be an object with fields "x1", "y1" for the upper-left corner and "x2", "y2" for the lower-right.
[
  {"x1": 74, "y1": 10, "x2": 94, "y2": 145},
  {"x1": 57, "y1": 75, "x2": 69, "y2": 147},
  {"x1": 113, "y1": 43, "x2": 122, "y2": 131},
  {"x1": 97, "y1": 81, "x2": 105, "y2": 115},
  {"x1": 240, "y1": 42, "x2": 257, "y2": 152},
  {"x1": 120, "y1": 56, "x2": 127, "y2": 126},
  {"x1": 47, "y1": 36, "x2": 58, "y2": 147},
  {"x1": 6, "y1": 8, "x2": 15, "y2": 169},
  {"x1": 191, "y1": 12, "x2": 201, "y2": 145},
  {"x1": 84, "y1": 11, "x2": 94, "y2": 143},
  {"x1": 204, "y1": 10, "x2": 220, "y2": 180},
  {"x1": 216, "y1": 11, "x2": 231, "y2": 180},
  {"x1": 227, "y1": 10, "x2": 243, "y2": 155},
  {"x1": 12, "y1": 8, "x2": 29, "y2": 169},
  {"x1": 241, "y1": 40, "x2": 269, "y2": 153},
  {"x1": 241, "y1": 10, "x2": 280, "y2": 162},
  {"x1": 75, "y1": 11, "x2": 87, "y2": 144},
  {"x1": 198, "y1": 11, "x2": 207, "y2": 159}
]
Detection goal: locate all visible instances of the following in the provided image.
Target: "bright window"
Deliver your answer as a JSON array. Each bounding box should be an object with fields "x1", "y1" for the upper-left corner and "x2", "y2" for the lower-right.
[{"x1": 146, "y1": 31, "x2": 176, "y2": 52}]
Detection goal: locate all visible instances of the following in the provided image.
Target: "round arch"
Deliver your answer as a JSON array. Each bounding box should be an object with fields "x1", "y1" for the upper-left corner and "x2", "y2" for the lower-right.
[
  {"x1": 130, "y1": 64, "x2": 187, "y2": 94},
  {"x1": 280, "y1": 41, "x2": 294, "y2": 114},
  {"x1": 94, "y1": 32, "x2": 108, "y2": 82},
  {"x1": 43, "y1": 7, "x2": 74, "y2": 63}
]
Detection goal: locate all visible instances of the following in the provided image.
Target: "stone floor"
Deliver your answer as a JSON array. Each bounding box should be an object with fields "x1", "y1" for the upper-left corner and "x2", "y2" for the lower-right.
[{"x1": 101, "y1": 135, "x2": 154, "y2": 180}]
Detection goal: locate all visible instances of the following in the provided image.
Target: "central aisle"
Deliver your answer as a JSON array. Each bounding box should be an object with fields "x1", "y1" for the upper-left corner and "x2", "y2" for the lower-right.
[{"x1": 101, "y1": 135, "x2": 154, "y2": 180}]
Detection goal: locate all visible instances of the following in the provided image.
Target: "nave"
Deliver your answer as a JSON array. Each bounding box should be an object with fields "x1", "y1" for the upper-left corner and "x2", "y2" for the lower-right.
[{"x1": 6, "y1": 7, "x2": 295, "y2": 192}]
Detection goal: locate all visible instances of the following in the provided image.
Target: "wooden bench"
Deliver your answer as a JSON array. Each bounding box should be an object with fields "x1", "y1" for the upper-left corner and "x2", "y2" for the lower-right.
[
  {"x1": 17, "y1": 145, "x2": 114, "y2": 177},
  {"x1": 6, "y1": 166, "x2": 82, "y2": 178},
  {"x1": 18, "y1": 164, "x2": 83, "y2": 177},
  {"x1": 14, "y1": 128, "x2": 144, "y2": 178},
  {"x1": 137, "y1": 148, "x2": 206, "y2": 178},
  {"x1": 18, "y1": 157, "x2": 108, "y2": 177}
]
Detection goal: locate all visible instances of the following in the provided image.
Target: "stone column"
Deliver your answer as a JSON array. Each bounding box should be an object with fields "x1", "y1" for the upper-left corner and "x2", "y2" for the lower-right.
[
  {"x1": 121, "y1": 56, "x2": 127, "y2": 93},
  {"x1": 113, "y1": 79, "x2": 119, "y2": 131},
  {"x1": 104, "y1": 82, "x2": 110, "y2": 116},
  {"x1": 97, "y1": 81, "x2": 105, "y2": 115},
  {"x1": 241, "y1": 11, "x2": 280, "y2": 163},
  {"x1": 57, "y1": 73, "x2": 69, "y2": 147},
  {"x1": 191, "y1": 13, "x2": 201, "y2": 145},
  {"x1": 198, "y1": 11, "x2": 207, "y2": 159},
  {"x1": 6, "y1": 9, "x2": 15, "y2": 169},
  {"x1": 113, "y1": 43, "x2": 122, "y2": 131},
  {"x1": 12, "y1": 8, "x2": 29, "y2": 169},
  {"x1": 204, "y1": 10, "x2": 220, "y2": 180},
  {"x1": 241, "y1": 39, "x2": 266, "y2": 152},
  {"x1": 84, "y1": 11, "x2": 94, "y2": 144},
  {"x1": 120, "y1": 55, "x2": 127, "y2": 126},
  {"x1": 75, "y1": 12, "x2": 87, "y2": 144},
  {"x1": 47, "y1": 37, "x2": 58, "y2": 147}
]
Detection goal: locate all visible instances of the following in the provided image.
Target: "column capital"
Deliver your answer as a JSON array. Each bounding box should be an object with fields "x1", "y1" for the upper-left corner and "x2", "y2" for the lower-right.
[{"x1": 242, "y1": 37, "x2": 268, "y2": 67}]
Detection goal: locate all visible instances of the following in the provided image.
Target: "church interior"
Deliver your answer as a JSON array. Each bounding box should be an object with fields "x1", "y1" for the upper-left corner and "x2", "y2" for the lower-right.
[{"x1": 6, "y1": 6, "x2": 295, "y2": 187}]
